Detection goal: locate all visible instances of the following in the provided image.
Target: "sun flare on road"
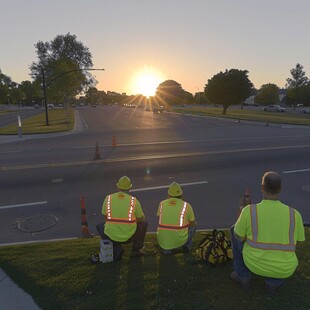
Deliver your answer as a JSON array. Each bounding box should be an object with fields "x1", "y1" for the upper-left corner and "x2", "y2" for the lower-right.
[{"x1": 130, "y1": 66, "x2": 164, "y2": 97}]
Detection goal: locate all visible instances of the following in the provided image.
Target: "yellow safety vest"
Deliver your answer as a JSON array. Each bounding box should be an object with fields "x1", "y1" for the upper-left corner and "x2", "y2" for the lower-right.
[
  {"x1": 106, "y1": 194, "x2": 137, "y2": 224},
  {"x1": 158, "y1": 201, "x2": 189, "y2": 231},
  {"x1": 246, "y1": 204, "x2": 296, "y2": 251}
]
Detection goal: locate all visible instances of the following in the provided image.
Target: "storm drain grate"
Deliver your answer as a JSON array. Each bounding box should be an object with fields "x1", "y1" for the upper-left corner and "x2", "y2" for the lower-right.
[{"x1": 17, "y1": 214, "x2": 59, "y2": 233}]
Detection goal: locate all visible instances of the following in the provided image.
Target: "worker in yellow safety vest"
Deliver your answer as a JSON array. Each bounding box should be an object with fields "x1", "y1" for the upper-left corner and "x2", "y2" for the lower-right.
[
  {"x1": 231, "y1": 171, "x2": 305, "y2": 293},
  {"x1": 156, "y1": 182, "x2": 197, "y2": 254},
  {"x1": 96, "y1": 176, "x2": 148, "y2": 260}
]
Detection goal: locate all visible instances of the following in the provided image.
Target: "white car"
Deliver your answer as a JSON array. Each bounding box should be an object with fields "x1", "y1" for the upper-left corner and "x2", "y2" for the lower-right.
[
  {"x1": 301, "y1": 107, "x2": 310, "y2": 114},
  {"x1": 263, "y1": 105, "x2": 285, "y2": 112}
]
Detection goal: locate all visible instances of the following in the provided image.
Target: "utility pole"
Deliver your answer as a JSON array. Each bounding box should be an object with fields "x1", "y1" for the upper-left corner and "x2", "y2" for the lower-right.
[{"x1": 41, "y1": 67, "x2": 49, "y2": 126}]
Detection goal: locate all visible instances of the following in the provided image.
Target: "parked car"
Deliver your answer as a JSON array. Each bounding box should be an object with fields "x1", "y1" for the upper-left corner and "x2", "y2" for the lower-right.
[
  {"x1": 301, "y1": 107, "x2": 310, "y2": 114},
  {"x1": 33, "y1": 104, "x2": 40, "y2": 109},
  {"x1": 47, "y1": 104, "x2": 54, "y2": 109},
  {"x1": 263, "y1": 105, "x2": 285, "y2": 112}
]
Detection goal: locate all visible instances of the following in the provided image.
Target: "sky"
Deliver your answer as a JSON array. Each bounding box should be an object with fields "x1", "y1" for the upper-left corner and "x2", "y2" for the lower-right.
[{"x1": 1, "y1": 0, "x2": 310, "y2": 96}]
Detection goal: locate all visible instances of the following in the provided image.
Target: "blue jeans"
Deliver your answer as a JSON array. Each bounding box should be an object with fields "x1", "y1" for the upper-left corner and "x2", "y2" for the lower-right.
[{"x1": 230, "y1": 226, "x2": 284, "y2": 286}]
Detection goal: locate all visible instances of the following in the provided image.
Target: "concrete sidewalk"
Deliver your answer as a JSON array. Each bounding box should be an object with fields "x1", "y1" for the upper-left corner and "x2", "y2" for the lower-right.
[{"x1": 0, "y1": 269, "x2": 41, "y2": 310}]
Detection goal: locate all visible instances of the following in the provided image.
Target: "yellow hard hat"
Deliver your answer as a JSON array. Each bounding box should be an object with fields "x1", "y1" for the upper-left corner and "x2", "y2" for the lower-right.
[
  {"x1": 117, "y1": 176, "x2": 132, "y2": 190},
  {"x1": 168, "y1": 182, "x2": 183, "y2": 197}
]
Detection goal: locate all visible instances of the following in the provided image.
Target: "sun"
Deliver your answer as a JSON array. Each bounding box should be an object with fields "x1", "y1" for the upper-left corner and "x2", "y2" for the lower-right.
[{"x1": 131, "y1": 66, "x2": 164, "y2": 97}]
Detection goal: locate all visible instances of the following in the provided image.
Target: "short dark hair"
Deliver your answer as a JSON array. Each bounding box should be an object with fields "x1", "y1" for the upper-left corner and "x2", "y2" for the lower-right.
[{"x1": 261, "y1": 171, "x2": 281, "y2": 194}]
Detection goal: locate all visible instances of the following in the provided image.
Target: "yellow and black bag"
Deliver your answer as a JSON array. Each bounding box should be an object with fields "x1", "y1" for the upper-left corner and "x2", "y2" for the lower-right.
[{"x1": 196, "y1": 229, "x2": 233, "y2": 265}]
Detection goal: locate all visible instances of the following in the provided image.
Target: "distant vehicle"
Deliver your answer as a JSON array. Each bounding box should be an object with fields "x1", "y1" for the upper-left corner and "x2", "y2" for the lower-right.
[
  {"x1": 47, "y1": 104, "x2": 54, "y2": 109},
  {"x1": 79, "y1": 103, "x2": 85, "y2": 107},
  {"x1": 153, "y1": 105, "x2": 164, "y2": 114},
  {"x1": 301, "y1": 108, "x2": 310, "y2": 114},
  {"x1": 57, "y1": 104, "x2": 63, "y2": 108},
  {"x1": 263, "y1": 104, "x2": 285, "y2": 112},
  {"x1": 33, "y1": 104, "x2": 40, "y2": 109},
  {"x1": 297, "y1": 104, "x2": 304, "y2": 108}
]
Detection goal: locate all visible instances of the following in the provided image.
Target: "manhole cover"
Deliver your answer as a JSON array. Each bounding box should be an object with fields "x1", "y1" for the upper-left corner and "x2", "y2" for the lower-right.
[{"x1": 17, "y1": 214, "x2": 58, "y2": 233}]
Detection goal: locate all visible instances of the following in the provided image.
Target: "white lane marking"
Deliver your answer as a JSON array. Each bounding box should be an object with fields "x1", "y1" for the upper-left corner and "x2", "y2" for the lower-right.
[
  {"x1": 283, "y1": 168, "x2": 310, "y2": 174},
  {"x1": 130, "y1": 181, "x2": 208, "y2": 193},
  {"x1": 0, "y1": 150, "x2": 22, "y2": 154},
  {"x1": 0, "y1": 237, "x2": 78, "y2": 247},
  {"x1": 0, "y1": 201, "x2": 48, "y2": 210},
  {"x1": 51, "y1": 178, "x2": 64, "y2": 183},
  {"x1": 72, "y1": 134, "x2": 310, "y2": 149}
]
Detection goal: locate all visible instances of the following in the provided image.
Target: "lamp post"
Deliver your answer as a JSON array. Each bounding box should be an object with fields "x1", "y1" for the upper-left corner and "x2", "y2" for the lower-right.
[{"x1": 41, "y1": 67, "x2": 105, "y2": 126}]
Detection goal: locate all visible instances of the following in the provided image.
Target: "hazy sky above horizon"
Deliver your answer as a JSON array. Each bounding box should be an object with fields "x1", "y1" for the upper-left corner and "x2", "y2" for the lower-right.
[{"x1": 1, "y1": 0, "x2": 310, "y2": 96}]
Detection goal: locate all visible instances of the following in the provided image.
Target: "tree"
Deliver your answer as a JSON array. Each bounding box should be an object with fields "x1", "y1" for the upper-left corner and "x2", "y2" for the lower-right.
[
  {"x1": 30, "y1": 33, "x2": 96, "y2": 103},
  {"x1": 19, "y1": 80, "x2": 41, "y2": 105},
  {"x1": 286, "y1": 63, "x2": 309, "y2": 107},
  {"x1": 204, "y1": 69, "x2": 253, "y2": 114},
  {"x1": 254, "y1": 83, "x2": 279, "y2": 105},
  {"x1": 0, "y1": 69, "x2": 12, "y2": 105},
  {"x1": 155, "y1": 80, "x2": 188, "y2": 106}
]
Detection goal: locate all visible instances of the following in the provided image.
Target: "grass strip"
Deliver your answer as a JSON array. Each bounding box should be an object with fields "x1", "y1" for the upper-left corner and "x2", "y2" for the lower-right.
[
  {"x1": 0, "y1": 109, "x2": 74, "y2": 135},
  {"x1": 173, "y1": 106, "x2": 310, "y2": 126},
  {"x1": 0, "y1": 229, "x2": 309, "y2": 309}
]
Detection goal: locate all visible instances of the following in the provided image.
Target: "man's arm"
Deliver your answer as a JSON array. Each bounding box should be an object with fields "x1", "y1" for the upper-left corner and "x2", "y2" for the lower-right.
[
  {"x1": 234, "y1": 231, "x2": 246, "y2": 242},
  {"x1": 189, "y1": 220, "x2": 197, "y2": 227},
  {"x1": 136, "y1": 215, "x2": 145, "y2": 222}
]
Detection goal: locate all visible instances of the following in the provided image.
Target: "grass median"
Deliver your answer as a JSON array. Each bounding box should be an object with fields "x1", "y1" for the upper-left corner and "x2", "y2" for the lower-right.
[
  {"x1": 173, "y1": 106, "x2": 310, "y2": 126},
  {"x1": 0, "y1": 229, "x2": 309, "y2": 309},
  {"x1": 0, "y1": 109, "x2": 74, "y2": 135}
]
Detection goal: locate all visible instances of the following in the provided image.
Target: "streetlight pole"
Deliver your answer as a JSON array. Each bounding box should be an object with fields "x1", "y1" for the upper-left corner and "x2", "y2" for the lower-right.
[
  {"x1": 41, "y1": 67, "x2": 49, "y2": 125},
  {"x1": 41, "y1": 67, "x2": 105, "y2": 126}
]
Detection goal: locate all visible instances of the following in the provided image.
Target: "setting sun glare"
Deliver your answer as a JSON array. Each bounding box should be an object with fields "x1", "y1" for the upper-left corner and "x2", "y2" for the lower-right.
[{"x1": 130, "y1": 66, "x2": 164, "y2": 97}]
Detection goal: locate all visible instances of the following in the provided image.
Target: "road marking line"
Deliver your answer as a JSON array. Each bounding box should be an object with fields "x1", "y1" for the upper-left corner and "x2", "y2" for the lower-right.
[
  {"x1": 283, "y1": 168, "x2": 310, "y2": 174},
  {"x1": 0, "y1": 237, "x2": 78, "y2": 247},
  {"x1": 71, "y1": 134, "x2": 310, "y2": 149},
  {"x1": 0, "y1": 150, "x2": 22, "y2": 154},
  {"x1": 0, "y1": 201, "x2": 47, "y2": 210},
  {"x1": 2, "y1": 144, "x2": 310, "y2": 171},
  {"x1": 130, "y1": 181, "x2": 208, "y2": 193}
]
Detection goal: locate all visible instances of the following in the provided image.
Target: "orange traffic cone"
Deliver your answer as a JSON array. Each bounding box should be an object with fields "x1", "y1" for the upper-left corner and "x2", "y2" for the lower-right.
[
  {"x1": 112, "y1": 135, "x2": 117, "y2": 147},
  {"x1": 94, "y1": 142, "x2": 101, "y2": 159},
  {"x1": 81, "y1": 195, "x2": 91, "y2": 238}
]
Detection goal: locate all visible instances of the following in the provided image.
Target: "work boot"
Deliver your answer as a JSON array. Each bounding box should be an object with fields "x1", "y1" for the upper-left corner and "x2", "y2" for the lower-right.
[
  {"x1": 231, "y1": 271, "x2": 252, "y2": 290},
  {"x1": 130, "y1": 247, "x2": 145, "y2": 258}
]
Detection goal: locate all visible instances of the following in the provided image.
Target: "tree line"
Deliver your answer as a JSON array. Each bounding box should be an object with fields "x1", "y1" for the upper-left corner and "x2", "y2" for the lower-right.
[{"x1": 1, "y1": 32, "x2": 309, "y2": 115}]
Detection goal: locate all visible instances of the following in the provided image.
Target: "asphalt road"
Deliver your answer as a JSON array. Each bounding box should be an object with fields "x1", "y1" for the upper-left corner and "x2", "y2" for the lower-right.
[{"x1": 0, "y1": 106, "x2": 309, "y2": 245}]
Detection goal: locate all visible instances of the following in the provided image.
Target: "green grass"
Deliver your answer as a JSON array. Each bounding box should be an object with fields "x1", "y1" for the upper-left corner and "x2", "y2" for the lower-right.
[
  {"x1": 0, "y1": 229, "x2": 309, "y2": 309},
  {"x1": 0, "y1": 109, "x2": 74, "y2": 134},
  {"x1": 173, "y1": 106, "x2": 310, "y2": 126}
]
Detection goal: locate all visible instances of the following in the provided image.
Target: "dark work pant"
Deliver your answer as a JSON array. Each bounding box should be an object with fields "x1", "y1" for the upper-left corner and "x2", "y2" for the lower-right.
[{"x1": 96, "y1": 221, "x2": 148, "y2": 259}]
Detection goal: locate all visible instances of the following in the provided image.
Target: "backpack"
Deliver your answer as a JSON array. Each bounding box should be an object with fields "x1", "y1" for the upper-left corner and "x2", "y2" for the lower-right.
[{"x1": 196, "y1": 229, "x2": 233, "y2": 265}]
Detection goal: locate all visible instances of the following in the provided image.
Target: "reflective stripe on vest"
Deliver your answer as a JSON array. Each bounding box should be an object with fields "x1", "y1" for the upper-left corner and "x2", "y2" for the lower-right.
[
  {"x1": 158, "y1": 201, "x2": 189, "y2": 230},
  {"x1": 106, "y1": 194, "x2": 136, "y2": 224},
  {"x1": 246, "y1": 204, "x2": 296, "y2": 251}
]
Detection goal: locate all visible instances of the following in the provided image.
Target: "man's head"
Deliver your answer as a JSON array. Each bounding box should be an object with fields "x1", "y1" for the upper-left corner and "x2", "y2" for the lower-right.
[
  {"x1": 261, "y1": 171, "x2": 282, "y2": 195},
  {"x1": 117, "y1": 176, "x2": 132, "y2": 191},
  {"x1": 168, "y1": 182, "x2": 183, "y2": 199}
]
